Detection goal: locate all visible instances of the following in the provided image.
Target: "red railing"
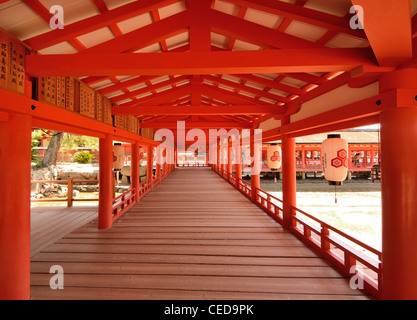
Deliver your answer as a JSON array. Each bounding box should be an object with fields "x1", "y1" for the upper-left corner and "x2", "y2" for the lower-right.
[
  {"x1": 112, "y1": 188, "x2": 136, "y2": 222},
  {"x1": 31, "y1": 179, "x2": 99, "y2": 207},
  {"x1": 291, "y1": 206, "x2": 381, "y2": 298},
  {"x1": 215, "y1": 167, "x2": 382, "y2": 299},
  {"x1": 111, "y1": 172, "x2": 171, "y2": 223},
  {"x1": 255, "y1": 187, "x2": 284, "y2": 225},
  {"x1": 177, "y1": 163, "x2": 209, "y2": 167}
]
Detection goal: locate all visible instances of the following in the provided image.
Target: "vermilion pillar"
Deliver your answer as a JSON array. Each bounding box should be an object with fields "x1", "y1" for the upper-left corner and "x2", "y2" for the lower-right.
[
  {"x1": 162, "y1": 147, "x2": 167, "y2": 178},
  {"x1": 98, "y1": 134, "x2": 114, "y2": 229},
  {"x1": 221, "y1": 141, "x2": 225, "y2": 174},
  {"x1": 379, "y1": 69, "x2": 417, "y2": 300},
  {"x1": 216, "y1": 142, "x2": 221, "y2": 172},
  {"x1": 0, "y1": 113, "x2": 32, "y2": 300},
  {"x1": 147, "y1": 144, "x2": 154, "y2": 185},
  {"x1": 227, "y1": 140, "x2": 232, "y2": 179},
  {"x1": 250, "y1": 128, "x2": 261, "y2": 202},
  {"x1": 131, "y1": 143, "x2": 140, "y2": 199},
  {"x1": 282, "y1": 117, "x2": 296, "y2": 229},
  {"x1": 155, "y1": 146, "x2": 161, "y2": 180},
  {"x1": 235, "y1": 137, "x2": 242, "y2": 190}
]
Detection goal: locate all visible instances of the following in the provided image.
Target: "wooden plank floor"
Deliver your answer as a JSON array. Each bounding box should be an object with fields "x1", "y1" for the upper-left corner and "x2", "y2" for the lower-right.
[
  {"x1": 30, "y1": 168, "x2": 371, "y2": 300},
  {"x1": 31, "y1": 205, "x2": 98, "y2": 257}
]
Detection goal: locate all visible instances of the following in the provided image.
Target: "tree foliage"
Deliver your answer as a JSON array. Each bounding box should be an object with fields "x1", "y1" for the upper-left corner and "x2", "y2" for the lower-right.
[{"x1": 31, "y1": 130, "x2": 99, "y2": 167}]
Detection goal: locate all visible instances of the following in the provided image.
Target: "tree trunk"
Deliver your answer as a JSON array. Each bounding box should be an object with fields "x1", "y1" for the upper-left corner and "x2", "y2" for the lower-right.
[{"x1": 42, "y1": 132, "x2": 63, "y2": 167}]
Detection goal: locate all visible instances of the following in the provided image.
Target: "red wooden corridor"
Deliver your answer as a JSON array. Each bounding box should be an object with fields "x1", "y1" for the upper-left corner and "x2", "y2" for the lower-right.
[
  {"x1": 29, "y1": 168, "x2": 370, "y2": 300},
  {"x1": 1, "y1": 0, "x2": 417, "y2": 301}
]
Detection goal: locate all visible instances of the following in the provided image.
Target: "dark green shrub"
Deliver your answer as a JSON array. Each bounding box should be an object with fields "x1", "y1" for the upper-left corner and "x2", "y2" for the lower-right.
[{"x1": 73, "y1": 151, "x2": 94, "y2": 164}]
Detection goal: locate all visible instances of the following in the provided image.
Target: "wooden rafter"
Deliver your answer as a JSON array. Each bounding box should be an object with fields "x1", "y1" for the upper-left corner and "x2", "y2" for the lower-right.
[
  {"x1": 25, "y1": 48, "x2": 378, "y2": 77},
  {"x1": 24, "y1": 0, "x2": 182, "y2": 51},
  {"x1": 112, "y1": 105, "x2": 284, "y2": 116},
  {"x1": 210, "y1": 8, "x2": 323, "y2": 49},
  {"x1": 80, "y1": 10, "x2": 190, "y2": 54},
  {"x1": 351, "y1": 0, "x2": 413, "y2": 67},
  {"x1": 223, "y1": 0, "x2": 367, "y2": 39}
]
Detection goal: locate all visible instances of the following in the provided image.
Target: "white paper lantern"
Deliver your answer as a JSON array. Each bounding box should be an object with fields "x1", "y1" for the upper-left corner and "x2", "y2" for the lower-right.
[
  {"x1": 321, "y1": 134, "x2": 348, "y2": 185},
  {"x1": 267, "y1": 144, "x2": 282, "y2": 170},
  {"x1": 113, "y1": 144, "x2": 124, "y2": 170},
  {"x1": 139, "y1": 146, "x2": 144, "y2": 165}
]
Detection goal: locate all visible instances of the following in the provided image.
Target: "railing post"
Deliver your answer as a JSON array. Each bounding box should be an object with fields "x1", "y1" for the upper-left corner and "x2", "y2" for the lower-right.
[
  {"x1": 321, "y1": 226, "x2": 330, "y2": 252},
  {"x1": 67, "y1": 178, "x2": 73, "y2": 208},
  {"x1": 344, "y1": 252, "x2": 356, "y2": 274}
]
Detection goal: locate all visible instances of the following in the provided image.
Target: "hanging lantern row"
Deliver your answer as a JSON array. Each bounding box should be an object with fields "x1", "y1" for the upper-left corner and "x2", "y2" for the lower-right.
[{"x1": 321, "y1": 134, "x2": 348, "y2": 186}]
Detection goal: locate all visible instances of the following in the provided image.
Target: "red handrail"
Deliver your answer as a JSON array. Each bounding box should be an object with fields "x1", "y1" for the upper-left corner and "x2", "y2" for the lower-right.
[
  {"x1": 214, "y1": 165, "x2": 382, "y2": 298},
  {"x1": 112, "y1": 188, "x2": 136, "y2": 222},
  {"x1": 291, "y1": 206, "x2": 381, "y2": 298}
]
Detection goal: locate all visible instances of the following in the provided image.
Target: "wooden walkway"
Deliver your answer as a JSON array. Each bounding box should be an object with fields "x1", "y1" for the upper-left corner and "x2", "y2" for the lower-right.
[
  {"x1": 31, "y1": 205, "x2": 98, "y2": 257},
  {"x1": 30, "y1": 168, "x2": 371, "y2": 300}
]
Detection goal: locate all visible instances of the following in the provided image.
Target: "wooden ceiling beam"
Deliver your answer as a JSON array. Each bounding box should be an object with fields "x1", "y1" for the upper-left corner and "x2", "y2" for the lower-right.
[
  {"x1": 141, "y1": 121, "x2": 253, "y2": 129},
  {"x1": 91, "y1": 0, "x2": 123, "y2": 38},
  {"x1": 351, "y1": 0, "x2": 413, "y2": 67},
  {"x1": 210, "y1": 8, "x2": 323, "y2": 49},
  {"x1": 223, "y1": 0, "x2": 366, "y2": 39},
  {"x1": 200, "y1": 84, "x2": 271, "y2": 106},
  {"x1": 111, "y1": 75, "x2": 190, "y2": 103},
  {"x1": 231, "y1": 73, "x2": 305, "y2": 96},
  {"x1": 119, "y1": 84, "x2": 192, "y2": 107},
  {"x1": 112, "y1": 105, "x2": 283, "y2": 116},
  {"x1": 98, "y1": 76, "x2": 160, "y2": 95},
  {"x1": 80, "y1": 10, "x2": 190, "y2": 54},
  {"x1": 26, "y1": 48, "x2": 378, "y2": 77},
  {"x1": 204, "y1": 75, "x2": 290, "y2": 104},
  {"x1": 24, "y1": 0, "x2": 182, "y2": 51}
]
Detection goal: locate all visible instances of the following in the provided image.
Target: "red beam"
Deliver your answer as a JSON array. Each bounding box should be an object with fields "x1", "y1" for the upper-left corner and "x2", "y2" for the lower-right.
[
  {"x1": 24, "y1": 0, "x2": 182, "y2": 51},
  {"x1": 111, "y1": 75, "x2": 189, "y2": 103},
  {"x1": 200, "y1": 84, "x2": 271, "y2": 106},
  {"x1": 112, "y1": 105, "x2": 283, "y2": 115},
  {"x1": 92, "y1": 0, "x2": 123, "y2": 38},
  {"x1": 25, "y1": 48, "x2": 378, "y2": 77},
  {"x1": 280, "y1": 89, "x2": 402, "y2": 137},
  {"x1": 188, "y1": 0, "x2": 211, "y2": 52},
  {"x1": 98, "y1": 76, "x2": 160, "y2": 95},
  {"x1": 231, "y1": 73, "x2": 305, "y2": 96},
  {"x1": 224, "y1": 0, "x2": 366, "y2": 39},
  {"x1": 141, "y1": 121, "x2": 253, "y2": 129},
  {"x1": 80, "y1": 10, "x2": 190, "y2": 54},
  {"x1": 351, "y1": 0, "x2": 412, "y2": 66},
  {"x1": 210, "y1": 8, "x2": 322, "y2": 49},
  {"x1": 204, "y1": 75, "x2": 290, "y2": 103},
  {"x1": 120, "y1": 84, "x2": 192, "y2": 106},
  {"x1": 0, "y1": 89, "x2": 156, "y2": 145}
]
